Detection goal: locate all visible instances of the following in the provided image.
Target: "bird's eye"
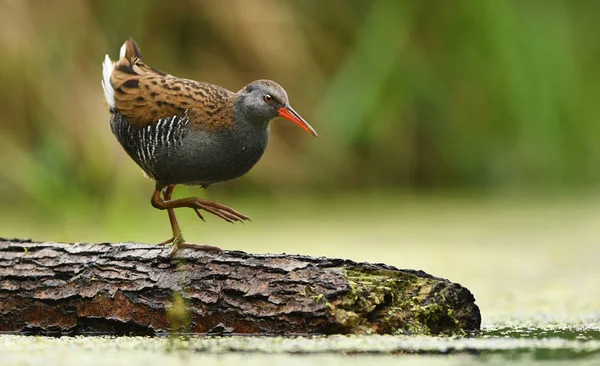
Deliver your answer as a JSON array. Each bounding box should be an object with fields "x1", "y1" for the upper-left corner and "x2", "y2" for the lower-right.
[{"x1": 264, "y1": 94, "x2": 273, "y2": 102}]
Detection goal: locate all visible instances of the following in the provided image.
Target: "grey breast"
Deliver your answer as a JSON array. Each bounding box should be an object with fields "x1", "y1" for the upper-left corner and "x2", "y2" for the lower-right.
[{"x1": 110, "y1": 111, "x2": 269, "y2": 186}]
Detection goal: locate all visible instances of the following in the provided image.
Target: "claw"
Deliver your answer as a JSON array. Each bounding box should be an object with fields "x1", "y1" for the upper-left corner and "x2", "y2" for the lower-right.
[{"x1": 193, "y1": 208, "x2": 206, "y2": 222}]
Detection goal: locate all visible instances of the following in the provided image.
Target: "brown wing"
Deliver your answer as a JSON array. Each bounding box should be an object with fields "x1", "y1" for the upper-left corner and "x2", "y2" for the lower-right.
[{"x1": 109, "y1": 39, "x2": 235, "y2": 129}]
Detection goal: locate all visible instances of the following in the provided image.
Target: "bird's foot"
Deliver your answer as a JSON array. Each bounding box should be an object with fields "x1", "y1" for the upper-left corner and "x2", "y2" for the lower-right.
[
  {"x1": 189, "y1": 199, "x2": 251, "y2": 223},
  {"x1": 157, "y1": 235, "x2": 223, "y2": 258},
  {"x1": 151, "y1": 185, "x2": 251, "y2": 224}
]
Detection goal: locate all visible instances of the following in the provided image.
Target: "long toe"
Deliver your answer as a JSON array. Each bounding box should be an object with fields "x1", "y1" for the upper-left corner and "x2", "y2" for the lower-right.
[
  {"x1": 198, "y1": 205, "x2": 238, "y2": 223},
  {"x1": 157, "y1": 237, "x2": 176, "y2": 246},
  {"x1": 205, "y1": 201, "x2": 251, "y2": 221},
  {"x1": 180, "y1": 242, "x2": 223, "y2": 253},
  {"x1": 166, "y1": 240, "x2": 223, "y2": 258},
  {"x1": 193, "y1": 199, "x2": 251, "y2": 222},
  {"x1": 168, "y1": 242, "x2": 223, "y2": 258}
]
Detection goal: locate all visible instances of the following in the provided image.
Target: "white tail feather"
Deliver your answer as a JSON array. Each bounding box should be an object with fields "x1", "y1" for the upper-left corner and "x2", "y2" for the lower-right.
[
  {"x1": 119, "y1": 41, "x2": 127, "y2": 59},
  {"x1": 102, "y1": 54, "x2": 115, "y2": 109}
]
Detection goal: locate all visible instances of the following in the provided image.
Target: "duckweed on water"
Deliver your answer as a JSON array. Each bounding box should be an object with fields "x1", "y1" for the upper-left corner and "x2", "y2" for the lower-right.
[
  {"x1": 2, "y1": 321, "x2": 600, "y2": 365},
  {"x1": 1, "y1": 330, "x2": 599, "y2": 359}
]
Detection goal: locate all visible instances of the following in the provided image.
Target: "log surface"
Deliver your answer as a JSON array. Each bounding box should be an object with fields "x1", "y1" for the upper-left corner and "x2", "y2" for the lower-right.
[{"x1": 0, "y1": 238, "x2": 481, "y2": 336}]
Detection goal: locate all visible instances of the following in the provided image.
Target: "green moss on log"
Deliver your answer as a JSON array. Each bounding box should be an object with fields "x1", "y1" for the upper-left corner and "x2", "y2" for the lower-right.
[{"x1": 325, "y1": 267, "x2": 471, "y2": 335}]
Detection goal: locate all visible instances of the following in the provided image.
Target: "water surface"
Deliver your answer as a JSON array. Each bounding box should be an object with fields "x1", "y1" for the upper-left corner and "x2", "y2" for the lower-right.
[{"x1": 1, "y1": 195, "x2": 599, "y2": 364}]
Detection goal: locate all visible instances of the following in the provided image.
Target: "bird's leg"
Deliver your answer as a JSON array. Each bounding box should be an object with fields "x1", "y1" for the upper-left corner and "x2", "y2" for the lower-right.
[
  {"x1": 155, "y1": 185, "x2": 182, "y2": 246},
  {"x1": 151, "y1": 184, "x2": 251, "y2": 224},
  {"x1": 151, "y1": 184, "x2": 224, "y2": 257}
]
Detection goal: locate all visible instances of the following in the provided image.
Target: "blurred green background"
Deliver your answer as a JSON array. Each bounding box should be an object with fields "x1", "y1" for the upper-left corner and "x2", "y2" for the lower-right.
[
  {"x1": 0, "y1": 0, "x2": 599, "y2": 324},
  {"x1": 5, "y1": 0, "x2": 600, "y2": 201}
]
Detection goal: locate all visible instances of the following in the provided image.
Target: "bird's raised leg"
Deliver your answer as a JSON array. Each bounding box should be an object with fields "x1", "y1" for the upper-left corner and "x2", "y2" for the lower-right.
[
  {"x1": 151, "y1": 183, "x2": 251, "y2": 224},
  {"x1": 151, "y1": 184, "x2": 228, "y2": 257}
]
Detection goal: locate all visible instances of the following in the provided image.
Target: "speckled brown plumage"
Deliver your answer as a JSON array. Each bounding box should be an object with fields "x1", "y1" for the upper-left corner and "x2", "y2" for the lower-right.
[{"x1": 109, "y1": 40, "x2": 235, "y2": 131}]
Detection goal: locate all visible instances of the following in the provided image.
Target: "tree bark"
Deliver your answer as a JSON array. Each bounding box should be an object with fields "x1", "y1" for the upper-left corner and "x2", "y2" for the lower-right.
[{"x1": 0, "y1": 238, "x2": 480, "y2": 336}]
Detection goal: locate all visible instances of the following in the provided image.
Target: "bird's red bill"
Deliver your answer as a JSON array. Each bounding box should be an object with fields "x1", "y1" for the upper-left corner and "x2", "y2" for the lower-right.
[{"x1": 278, "y1": 107, "x2": 318, "y2": 137}]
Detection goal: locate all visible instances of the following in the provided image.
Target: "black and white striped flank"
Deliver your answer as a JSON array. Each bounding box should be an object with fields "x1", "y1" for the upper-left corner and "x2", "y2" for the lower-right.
[{"x1": 110, "y1": 111, "x2": 190, "y2": 179}]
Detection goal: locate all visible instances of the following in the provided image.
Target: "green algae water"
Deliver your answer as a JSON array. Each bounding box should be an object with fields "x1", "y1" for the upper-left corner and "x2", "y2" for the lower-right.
[
  {"x1": 1, "y1": 326, "x2": 599, "y2": 365},
  {"x1": 1, "y1": 195, "x2": 599, "y2": 365}
]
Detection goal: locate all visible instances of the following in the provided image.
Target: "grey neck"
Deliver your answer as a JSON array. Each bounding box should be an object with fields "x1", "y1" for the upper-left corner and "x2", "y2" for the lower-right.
[{"x1": 233, "y1": 94, "x2": 273, "y2": 132}]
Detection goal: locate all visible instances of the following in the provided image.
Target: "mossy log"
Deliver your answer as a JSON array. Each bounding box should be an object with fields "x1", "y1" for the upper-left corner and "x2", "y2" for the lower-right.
[{"x1": 0, "y1": 238, "x2": 480, "y2": 336}]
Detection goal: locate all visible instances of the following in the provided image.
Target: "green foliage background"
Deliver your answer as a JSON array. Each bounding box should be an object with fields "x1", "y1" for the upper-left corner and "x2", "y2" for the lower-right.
[{"x1": 1, "y1": 0, "x2": 599, "y2": 240}]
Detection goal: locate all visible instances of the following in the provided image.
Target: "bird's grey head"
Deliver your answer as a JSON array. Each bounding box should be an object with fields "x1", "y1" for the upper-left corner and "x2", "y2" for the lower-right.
[
  {"x1": 236, "y1": 79, "x2": 318, "y2": 137},
  {"x1": 236, "y1": 79, "x2": 289, "y2": 125}
]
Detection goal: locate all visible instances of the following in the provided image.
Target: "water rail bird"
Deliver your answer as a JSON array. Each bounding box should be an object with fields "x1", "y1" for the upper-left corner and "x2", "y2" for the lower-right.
[{"x1": 102, "y1": 38, "x2": 317, "y2": 256}]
